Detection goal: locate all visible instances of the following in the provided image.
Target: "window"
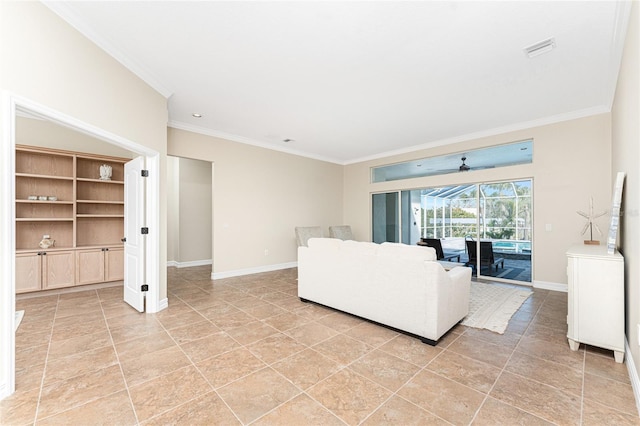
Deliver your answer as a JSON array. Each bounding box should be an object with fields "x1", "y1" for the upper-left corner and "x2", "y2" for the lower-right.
[{"x1": 371, "y1": 140, "x2": 532, "y2": 183}]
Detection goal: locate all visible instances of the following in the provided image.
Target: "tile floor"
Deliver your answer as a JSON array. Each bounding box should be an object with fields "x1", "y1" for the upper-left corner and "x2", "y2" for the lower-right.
[{"x1": 2, "y1": 265, "x2": 639, "y2": 425}]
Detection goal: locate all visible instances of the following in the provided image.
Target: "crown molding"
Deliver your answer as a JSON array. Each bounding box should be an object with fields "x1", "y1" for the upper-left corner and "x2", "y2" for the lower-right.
[
  {"x1": 344, "y1": 105, "x2": 611, "y2": 165},
  {"x1": 171, "y1": 104, "x2": 610, "y2": 167},
  {"x1": 42, "y1": 1, "x2": 173, "y2": 99},
  {"x1": 168, "y1": 121, "x2": 343, "y2": 165}
]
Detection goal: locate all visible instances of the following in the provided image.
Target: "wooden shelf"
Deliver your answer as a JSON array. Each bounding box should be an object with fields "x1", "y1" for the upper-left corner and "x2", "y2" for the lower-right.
[
  {"x1": 77, "y1": 214, "x2": 124, "y2": 218},
  {"x1": 16, "y1": 173, "x2": 74, "y2": 181},
  {"x1": 17, "y1": 247, "x2": 75, "y2": 254},
  {"x1": 77, "y1": 178, "x2": 124, "y2": 184},
  {"x1": 16, "y1": 218, "x2": 73, "y2": 222},
  {"x1": 76, "y1": 244, "x2": 124, "y2": 250},
  {"x1": 76, "y1": 200, "x2": 124, "y2": 204},
  {"x1": 16, "y1": 200, "x2": 74, "y2": 204}
]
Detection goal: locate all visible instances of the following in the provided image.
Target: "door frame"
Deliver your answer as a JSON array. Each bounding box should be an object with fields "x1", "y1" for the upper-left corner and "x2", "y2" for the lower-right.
[{"x1": 0, "y1": 92, "x2": 161, "y2": 399}]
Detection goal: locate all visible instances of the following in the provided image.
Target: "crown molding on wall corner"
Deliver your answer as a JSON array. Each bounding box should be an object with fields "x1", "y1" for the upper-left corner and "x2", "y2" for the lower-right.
[
  {"x1": 42, "y1": 1, "x2": 173, "y2": 99},
  {"x1": 168, "y1": 121, "x2": 343, "y2": 165}
]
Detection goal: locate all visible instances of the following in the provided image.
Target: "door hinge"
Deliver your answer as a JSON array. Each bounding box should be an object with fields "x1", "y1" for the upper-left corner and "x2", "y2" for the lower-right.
[
  {"x1": 141, "y1": 284, "x2": 149, "y2": 292},
  {"x1": 141, "y1": 170, "x2": 149, "y2": 177},
  {"x1": 141, "y1": 227, "x2": 149, "y2": 234}
]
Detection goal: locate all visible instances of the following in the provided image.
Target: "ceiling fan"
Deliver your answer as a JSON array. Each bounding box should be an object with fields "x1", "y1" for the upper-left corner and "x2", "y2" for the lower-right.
[
  {"x1": 434, "y1": 155, "x2": 494, "y2": 175},
  {"x1": 459, "y1": 156, "x2": 471, "y2": 172}
]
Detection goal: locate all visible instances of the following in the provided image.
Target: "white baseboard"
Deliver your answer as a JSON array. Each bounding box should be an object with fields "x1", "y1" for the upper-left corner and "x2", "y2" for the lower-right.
[
  {"x1": 626, "y1": 338, "x2": 640, "y2": 415},
  {"x1": 533, "y1": 280, "x2": 567, "y2": 292},
  {"x1": 167, "y1": 259, "x2": 212, "y2": 269},
  {"x1": 156, "y1": 297, "x2": 169, "y2": 312},
  {"x1": 0, "y1": 382, "x2": 8, "y2": 400},
  {"x1": 212, "y1": 262, "x2": 297, "y2": 280}
]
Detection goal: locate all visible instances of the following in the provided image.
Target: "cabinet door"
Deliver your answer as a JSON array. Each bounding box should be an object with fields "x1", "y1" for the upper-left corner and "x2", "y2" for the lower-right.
[
  {"x1": 16, "y1": 253, "x2": 42, "y2": 293},
  {"x1": 575, "y1": 257, "x2": 624, "y2": 350},
  {"x1": 105, "y1": 248, "x2": 124, "y2": 282},
  {"x1": 75, "y1": 249, "x2": 105, "y2": 285},
  {"x1": 43, "y1": 251, "x2": 75, "y2": 289}
]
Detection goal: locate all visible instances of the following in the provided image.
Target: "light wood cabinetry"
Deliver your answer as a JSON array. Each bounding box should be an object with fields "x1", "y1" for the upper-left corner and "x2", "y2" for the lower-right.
[
  {"x1": 15, "y1": 253, "x2": 42, "y2": 293},
  {"x1": 566, "y1": 244, "x2": 624, "y2": 363},
  {"x1": 15, "y1": 146, "x2": 127, "y2": 293},
  {"x1": 75, "y1": 247, "x2": 124, "y2": 285},
  {"x1": 16, "y1": 250, "x2": 75, "y2": 292},
  {"x1": 105, "y1": 247, "x2": 125, "y2": 282}
]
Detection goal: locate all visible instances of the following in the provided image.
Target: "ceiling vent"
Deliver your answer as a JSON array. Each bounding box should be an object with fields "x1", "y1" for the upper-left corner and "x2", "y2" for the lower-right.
[{"x1": 524, "y1": 37, "x2": 556, "y2": 58}]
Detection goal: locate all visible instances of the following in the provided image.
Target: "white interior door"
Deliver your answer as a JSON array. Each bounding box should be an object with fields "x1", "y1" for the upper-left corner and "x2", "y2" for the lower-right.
[{"x1": 124, "y1": 156, "x2": 146, "y2": 312}]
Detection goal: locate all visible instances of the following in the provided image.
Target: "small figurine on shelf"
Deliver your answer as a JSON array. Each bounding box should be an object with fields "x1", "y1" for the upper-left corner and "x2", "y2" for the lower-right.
[
  {"x1": 99, "y1": 164, "x2": 112, "y2": 180},
  {"x1": 577, "y1": 196, "x2": 607, "y2": 245},
  {"x1": 39, "y1": 234, "x2": 55, "y2": 249}
]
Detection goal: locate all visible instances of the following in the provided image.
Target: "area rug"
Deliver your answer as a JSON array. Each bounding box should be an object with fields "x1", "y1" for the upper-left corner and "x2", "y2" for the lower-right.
[
  {"x1": 15, "y1": 310, "x2": 24, "y2": 331},
  {"x1": 462, "y1": 282, "x2": 532, "y2": 334}
]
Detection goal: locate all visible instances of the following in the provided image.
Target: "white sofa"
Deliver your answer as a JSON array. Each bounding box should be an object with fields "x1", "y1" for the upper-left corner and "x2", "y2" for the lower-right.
[{"x1": 298, "y1": 238, "x2": 472, "y2": 344}]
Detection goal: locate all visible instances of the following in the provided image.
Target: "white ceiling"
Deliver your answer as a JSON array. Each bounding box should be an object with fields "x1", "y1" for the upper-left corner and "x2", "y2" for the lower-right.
[{"x1": 45, "y1": 1, "x2": 630, "y2": 165}]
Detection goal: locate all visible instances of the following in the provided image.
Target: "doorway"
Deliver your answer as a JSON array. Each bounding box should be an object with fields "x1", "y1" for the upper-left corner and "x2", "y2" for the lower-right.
[
  {"x1": 166, "y1": 156, "x2": 213, "y2": 270},
  {"x1": 1, "y1": 95, "x2": 161, "y2": 399}
]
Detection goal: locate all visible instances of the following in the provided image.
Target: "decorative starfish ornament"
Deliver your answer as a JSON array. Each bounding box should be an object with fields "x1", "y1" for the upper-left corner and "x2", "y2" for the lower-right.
[{"x1": 577, "y1": 196, "x2": 607, "y2": 241}]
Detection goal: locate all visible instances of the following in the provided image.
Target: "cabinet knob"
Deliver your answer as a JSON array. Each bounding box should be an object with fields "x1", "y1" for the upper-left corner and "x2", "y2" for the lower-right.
[{"x1": 121, "y1": 237, "x2": 126, "y2": 243}]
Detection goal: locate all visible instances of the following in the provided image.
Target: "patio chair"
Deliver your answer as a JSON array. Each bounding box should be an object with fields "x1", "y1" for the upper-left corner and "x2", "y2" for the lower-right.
[
  {"x1": 419, "y1": 238, "x2": 460, "y2": 262},
  {"x1": 329, "y1": 225, "x2": 354, "y2": 240},
  {"x1": 295, "y1": 226, "x2": 323, "y2": 247},
  {"x1": 465, "y1": 240, "x2": 504, "y2": 271}
]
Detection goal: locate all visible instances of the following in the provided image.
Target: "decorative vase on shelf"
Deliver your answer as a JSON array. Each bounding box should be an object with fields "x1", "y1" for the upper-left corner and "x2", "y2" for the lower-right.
[
  {"x1": 39, "y1": 234, "x2": 55, "y2": 249},
  {"x1": 99, "y1": 164, "x2": 112, "y2": 181}
]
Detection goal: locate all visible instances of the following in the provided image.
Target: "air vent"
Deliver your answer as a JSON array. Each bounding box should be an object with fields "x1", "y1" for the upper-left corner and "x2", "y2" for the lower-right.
[{"x1": 524, "y1": 37, "x2": 556, "y2": 58}]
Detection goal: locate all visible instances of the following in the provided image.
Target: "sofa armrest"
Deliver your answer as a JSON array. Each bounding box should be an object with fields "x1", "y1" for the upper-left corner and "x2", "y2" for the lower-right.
[
  {"x1": 435, "y1": 266, "x2": 472, "y2": 337},
  {"x1": 446, "y1": 266, "x2": 472, "y2": 289}
]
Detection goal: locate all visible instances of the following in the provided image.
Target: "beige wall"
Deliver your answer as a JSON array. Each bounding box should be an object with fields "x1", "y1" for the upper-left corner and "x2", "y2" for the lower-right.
[
  {"x1": 166, "y1": 157, "x2": 213, "y2": 264},
  {"x1": 1, "y1": 1, "x2": 167, "y2": 395},
  {"x1": 167, "y1": 156, "x2": 180, "y2": 263},
  {"x1": 612, "y1": 1, "x2": 640, "y2": 384},
  {"x1": 16, "y1": 117, "x2": 135, "y2": 159},
  {"x1": 344, "y1": 113, "x2": 612, "y2": 286},
  {"x1": 168, "y1": 128, "x2": 344, "y2": 275}
]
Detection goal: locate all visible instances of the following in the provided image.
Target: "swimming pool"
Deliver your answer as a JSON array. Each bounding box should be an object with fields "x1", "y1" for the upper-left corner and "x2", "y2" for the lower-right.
[{"x1": 492, "y1": 240, "x2": 531, "y2": 253}]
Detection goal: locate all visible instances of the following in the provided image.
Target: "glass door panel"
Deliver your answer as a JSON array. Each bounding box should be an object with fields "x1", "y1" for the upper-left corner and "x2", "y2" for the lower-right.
[
  {"x1": 372, "y1": 192, "x2": 399, "y2": 243},
  {"x1": 477, "y1": 180, "x2": 532, "y2": 282}
]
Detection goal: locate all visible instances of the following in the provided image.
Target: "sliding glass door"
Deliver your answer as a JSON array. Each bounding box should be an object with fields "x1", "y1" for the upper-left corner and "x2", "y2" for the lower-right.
[{"x1": 371, "y1": 179, "x2": 532, "y2": 283}]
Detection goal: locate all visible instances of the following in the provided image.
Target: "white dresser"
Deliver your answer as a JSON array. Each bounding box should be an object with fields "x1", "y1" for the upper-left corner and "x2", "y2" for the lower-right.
[{"x1": 566, "y1": 244, "x2": 624, "y2": 363}]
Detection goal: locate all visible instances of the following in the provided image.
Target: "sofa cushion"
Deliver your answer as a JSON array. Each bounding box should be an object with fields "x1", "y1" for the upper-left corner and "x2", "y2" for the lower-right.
[
  {"x1": 342, "y1": 240, "x2": 378, "y2": 256},
  {"x1": 380, "y1": 242, "x2": 437, "y2": 261},
  {"x1": 307, "y1": 237, "x2": 342, "y2": 251}
]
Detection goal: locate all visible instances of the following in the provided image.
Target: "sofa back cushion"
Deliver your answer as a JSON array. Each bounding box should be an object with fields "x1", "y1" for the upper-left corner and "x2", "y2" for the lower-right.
[
  {"x1": 380, "y1": 242, "x2": 437, "y2": 262},
  {"x1": 307, "y1": 237, "x2": 342, "y2": 251}
]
